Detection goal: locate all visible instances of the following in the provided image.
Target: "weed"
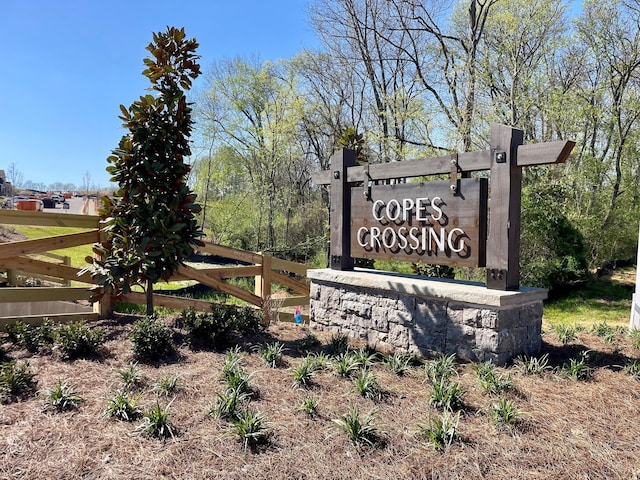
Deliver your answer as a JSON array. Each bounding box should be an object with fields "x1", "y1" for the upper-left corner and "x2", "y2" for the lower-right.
[
  {"x1": 561, "y1": 351, "x2": 594, "y2": 381},
  {"x1": 292, "y1": 358, "x2": 316, "y2": 388},
  {"x1": 54, "y1": 321, "x2": 105, "y2": 359},
  {"x1": 554, "y1": 324, "x2": 578, "y2": 345},
  {"x1": 513, "y1": 353, "x2": 552, "y2": 376},
  {"x1": 332, "y1": 352, "x2": 361, "y2": 378},
  {"x1": 298, "y1": 332, "x2": 321, "y2": 352},
  {"x1": 209, "y1": 388, "x2": 250, "y2": 420},
  {"x1": 0, "y1": 360, "x2": 37, "y2": 403},
  {"x1": 232, "y1": 409, "x2": 271, "y2": 450},
  {"x1": 418, "y1": 410, "x2": 460, "y2": 451},
  {"x1": 333, "y1": 405, "x2": 379, "y2": 447},
  {"x1": 473, "y1": 361, "x2": 513, "y2": 394},
  {"x1": 489, "y1": 398, "x2": 523, "y2": 426},
  {"x1": 325, "y1": 333, "x2": 349, "y2": 356},
  {"x1": 137, "y1": 402, "x2": 176, "y2": 439},
  {"x1": 256, "y1": 342, "x2": 285, "y2": 368},
  {"x1": 154, "y1": 374, "x2": 180, "y2": 397},
  {"x1": 41, "y1": 379, "x2": 84, "y2": 412},
  {"x1": 104, "y1": 390, "x2": 142, "y2": 421},
  {"x1": 353, "y1": 369, "x2": 383, "y2": 400},
  {"x1": 429, "y1": 378, "x2": 464, "y2": 411},
  {"x1": 424, "y1": 354, "x2": 457, "y2": 384},
  {"x1": 299, "y1": 394, "x2": 320, "y2": 417},
  {"x1": 385, "y1": 352, "x2": 413, "y2": 376},
  {"x1": 129, "y1": 317, "x2": 174, "y2": 361},
  {"x1": 116, "y1": 362, "x2": 144, "y2": 391}
]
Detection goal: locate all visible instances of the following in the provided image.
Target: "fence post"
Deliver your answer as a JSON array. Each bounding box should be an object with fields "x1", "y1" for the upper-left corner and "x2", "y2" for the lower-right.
[
  {"x1": 330, "y1": 148, "x2": 356, "y2": 270},
  {"x1": 94, "y1": 220, "x2": 113, "y2": 318},
  {"x1": 254, "y1": 253, "x2": 272, "y2": 322}
]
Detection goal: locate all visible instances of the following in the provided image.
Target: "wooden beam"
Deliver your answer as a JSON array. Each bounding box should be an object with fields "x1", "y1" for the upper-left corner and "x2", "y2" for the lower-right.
[
  {"x1": 0, "y1": 287, "x2": 93, "y2": 303},
  {"x1": 517, "y1": 140, "x2": 575, "y2": 167},
  {"x1": 278, "y1": 295, "x2": 310, "y2": 308},
  {"x1": 0, "y1": 230, "x2": 99, "y2": 259},
  {"x1": 120, "y1": 291, "x2": 215, "y2": 313},
  {"x1": 0, "y1": 312, "x2": 100, "y2": 330},
  {"x1": 1, "y1": 256, "x2": 94, "y2": 284},
  {"x1": 0, "y1": 210, "x2": 100, "y2": 229},
  {"x1": 197, "y1": 242, "x2": 264, "y2": 265},
  {"x1": 330, "y1": 149, "x2": 356, "y2": 270},
  {"x1": 179, "y1": 264, "x2": 262, "y2": 307},
  {"x1": 271, "y1": 271, "x2": 310, "y2": 295},
  {"x1": 270, "y1": 257, "x2": 309, "y2": 276}
]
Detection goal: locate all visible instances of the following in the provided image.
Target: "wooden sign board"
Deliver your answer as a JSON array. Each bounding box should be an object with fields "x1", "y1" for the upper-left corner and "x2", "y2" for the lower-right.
[{"x1": 350, "y1": 178, "x2": 488, "y2": 267}]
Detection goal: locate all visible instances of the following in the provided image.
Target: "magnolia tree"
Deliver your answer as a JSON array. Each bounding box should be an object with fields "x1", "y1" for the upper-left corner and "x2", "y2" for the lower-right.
[{"x1": 86, "y1": 27, "x2": 203, "y2": 316}]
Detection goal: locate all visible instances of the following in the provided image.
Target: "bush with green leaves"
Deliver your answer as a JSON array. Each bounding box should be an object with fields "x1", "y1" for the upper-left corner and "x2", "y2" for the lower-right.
[
  {"x1": 418, "y1": 410, "x2": 460, "y2": 451},
  {"x1": 54, "y1": 321, "x2": 105, "y2": 359},
  {"x1": 137, "y1": 402, "x2": 176, "y2": 439},
  {"x1": 41, "y1": 379, "x2": 84, "y2": 412},
  {"x1": 129, "y1": 316, "x2": 174, "y2": 361},
  {"x1": 333, "y1": 405, "x2": 380, "y2": 447},
  {"x1": 232, "y1": 409, "x2": 271, "y2": 450},
  {"x1": 0, "y1": 360, "x2": 37, "y2": 403},
  {"x1": 6, "y1": 319, "x2": 56, "y2": 353},
  {"x1": 104, "y1": 390, "x2": 142, "y2": 422},
  {"x1": 182, "y1": 305, "x2": 265, "y2": 348},
  {"x1": 429, "y1": 378, "x2": 465, "y2": 411}
]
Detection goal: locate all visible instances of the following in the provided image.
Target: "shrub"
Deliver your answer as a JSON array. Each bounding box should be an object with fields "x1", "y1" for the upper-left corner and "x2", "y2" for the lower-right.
[
  {"x1": 104, "y1": 390, "x2": 142, "y2": 421},
  {"x1": 333, "y1": 405, "x2": 380, "y2": 447},
  {"x1": 429, "y1": 378, "x2": 464, "y2": 411},
  {"x1": 256, "y1": 342, "x2": 285, "y2": 368},
  {"x1": 41, "y1": 379, "x2": 84, "y2": 412},
  {"x1": 418, "y1": 410, "x2": 460, "y2": 451},
  {"x1": 489, "y1": 398, "x2": 523, "y2": 427},
  {"x1": 0, "y1": 360, "x2": 37, "y2": 403},
  {"x1": 54, "y1": 321, "x2": 105, "y2": 359},
  {"x1": 425, "y1": 354, "x2": 457, "y2": 384},
  {"x1": 137, "y1": 402, "x2": 176, "y2": 439},
  {"x1": 6, "y1": 319, "x2": 56, "y2": 353},
  {"x1": 129, "y1": 317, "x2": 174, "y2": 361},
  {"x1": 232, "y1": 409, "x2": 271, "y2": 450},
  {"x1": 513, "y1": 353, "x2": 552, "y2": 376},
  {"x1": 182, "y1": 305, "x2": 265, "y2": 348}
]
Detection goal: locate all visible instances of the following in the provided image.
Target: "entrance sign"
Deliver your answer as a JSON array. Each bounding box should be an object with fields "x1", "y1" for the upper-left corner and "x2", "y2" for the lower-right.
[
  {"x1": 631, "y1": 223, "x2": 640, "y2": 330},
  {"x1": 312, "y1": 124, "x2": 575, "y2": 291},
  {"x1": 350, "y1": 179, "x2": 488, "y2": 267}
]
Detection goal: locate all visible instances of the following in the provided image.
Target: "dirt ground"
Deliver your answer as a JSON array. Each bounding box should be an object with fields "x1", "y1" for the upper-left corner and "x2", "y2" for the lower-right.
[{"x1": 1, "y1": 315, "x2": 640, "y2": 480}]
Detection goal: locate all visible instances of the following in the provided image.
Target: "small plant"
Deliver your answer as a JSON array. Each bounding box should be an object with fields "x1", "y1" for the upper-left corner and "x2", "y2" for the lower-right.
[
  {"x1": 624, "y1": 358, "x2": 640, "y2": 380},
  {"x1": 299, "y1": 394, "x2": 320, "y2": 417},
  {"x1": 325, "y1": 333, "x2": 349, "y2": 356},
  {"x1": 554, "y1": 324, "x2": 578, "y2": 345},
  {"x1": 352, "y1": 347, "x2": 378, "y2": 368},
  {"x1": 209, "y1": 388, "x2": 249, "y2": 420},
  {"x1": 472, "y1": 361, "x2": 513, "y2": 394},
  {"x1": 590, "y1": 321, "x2": 620, "y2": 344},
  {"x1": 292, "y1": 358, "x2": 316, "y2": 388},
  {"x1": 308, "y1": 352, "x2": 331, "y2": 371},
  {"x1": 0, "y1": 360, "x2": 37, "y2": 403},
  {"x1": 137, "y1": 402, "x2": 176, "y2": 439},
  {"x1": 129, "y1": 316, "x2": 174, "y2": 361},
  {"x1": 385, "y1": 352, "x2": 413, "y2": 376},
  {"x1": 182, "y1": 305, "x2": 265, "y2": 348},
  {"x1": 256, "y1": 342, "x2": 285, "y2": 368},
  {"x1": 333, "y1": 405, "x2": 379, "y2": 447},
  {"x1": 561, "y1": 350, "x2": 594, "y2": 381},
  {"x1": 41, "y1": 379, "x2": 84, "y2": 412},
  {"x1": 424, "y1": 354, "x2": 457, "y2": 384},
  {"x1": 232, "y1": 409, "x2": 271, "y2": 450},
  {"x1": 630, "y1": 329, "x2": 640, "y2": 349},
  {"x1": 104, "y1": 390, "x2": 142, "y2": 421},
  {"x1": 298, "y1": 332, "x2": 321, "y2": 352},
  {"x1": 116, "y1": 362, "x2": 144, "y2": 391},
  {"x1": 418, "y1": 410, "x2": 460, "y2": 451},
  {"x1": 154, "y1": 374, "x2": 180, "y2": 397},
  {"x1": 353, "y1": 369, "x2": 383, "y2": 400},
  {"x1": 489, "y1": 398, "x2": 523, "y2": 426},
  {"x1": 221, "y1": 346, "x2": 245, "y2": 377},
  {"x1": 54, "y1": 320, "x2": 105, "y2": 359},
  {"x1": 6, "y1": 319, "x2": 55, "y2": 353},
  {"x1": 332, "y1": 352, "x2": 361, "y2": 378},
  {"x1": 513, "y1": 353, "x2": 552, "y2": 376},
  {"x1": 429, "y1": 378, "x2": 464, "y2": 411}
]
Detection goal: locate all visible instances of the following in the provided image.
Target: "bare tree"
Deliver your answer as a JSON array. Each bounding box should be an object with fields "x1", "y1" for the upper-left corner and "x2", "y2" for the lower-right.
[{"x1": 6, "y1": 162, "x2": 23, "y2": 189}]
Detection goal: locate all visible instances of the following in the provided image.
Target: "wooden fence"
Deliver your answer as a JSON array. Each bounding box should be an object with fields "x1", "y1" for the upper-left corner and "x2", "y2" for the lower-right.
[{"x1": 0, "y1": 210, "x2": 310, "y2": 328}]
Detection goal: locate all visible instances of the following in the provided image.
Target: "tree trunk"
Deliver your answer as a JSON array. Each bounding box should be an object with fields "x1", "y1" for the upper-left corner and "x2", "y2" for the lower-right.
[{"x1": 146, "y1": 278, "x2": 154, "y2": 317}]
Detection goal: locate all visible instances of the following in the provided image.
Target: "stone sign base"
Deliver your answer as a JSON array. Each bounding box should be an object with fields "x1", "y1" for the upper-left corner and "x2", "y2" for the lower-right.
[{"x1": 309, "y1": 268, "x2": 547, "y2": 365}]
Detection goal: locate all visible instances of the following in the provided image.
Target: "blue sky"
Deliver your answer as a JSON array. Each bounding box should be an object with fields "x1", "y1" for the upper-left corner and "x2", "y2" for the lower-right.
[{"x1": 0, "y1": 0, "x2": 317, "y2": 189}]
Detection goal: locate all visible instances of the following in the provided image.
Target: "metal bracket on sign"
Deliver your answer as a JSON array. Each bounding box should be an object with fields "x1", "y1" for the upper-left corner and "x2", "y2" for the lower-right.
[
  {"x1": 450, "y1": 153, "x2": 460, "y2": 194},
  {"x1": 363, "y1": 163, "x2": 373, "y2": 200},
  {"x1": 494, "y1": 150, "x2": 507, "y2": 164}
]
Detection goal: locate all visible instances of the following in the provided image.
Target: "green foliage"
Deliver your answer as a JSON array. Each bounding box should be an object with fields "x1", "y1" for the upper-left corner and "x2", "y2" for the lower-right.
[
  {"x1": 104, "y1": 390, "x2": 142, "y2": 422},
  {"x1": 298, "y1": 332, "x2": 321, "y2": 352},
  {"x1": 6, "y1": 319, "x2": 55, "y2": 353},
  {"x1": 291, "y1": 357, "x2": 317, "y2": 388},
  {"x1": 232, "y1": 409, "x2": 271, "y2": 450},
  {"x1": 209, "y1": 388, "x2": 250, "y2": 420},
  {"x1": 256, "y1": 342, "x2": 285, "y2": 368},
  {"x1": 472, "y1": 362, "x2": 513, "y2": 395},
  {"x1": 116, "y1": 363, "x2": 145, "y2": 391},
  {"x1": 299, "y1": 394, "x2": 320, "y2": 417},
  {"x1": 590, "y1": 321, "x2": 622, "y2": 344},
  {"x1": 353, "y1": 370, "x2": 382, "y2": 400},
  {"x1": 631, "y1": 329, "x2": 640, "y2": 350},
  {"x1": 325, "y1": 333, "x2": 350, "y2": 356},
  {"x1": 553, "y1": 323, "x2": 579, "y2": 345},
  {"x1": 352, "y1": 347, "x2": 379, "y2": 369},
  {"x1": 424, "y1": 354, "x2": 458, "y2": 384},
  {"x1": 54, "y1": 321, "x2": 105, "y2": 359},
  {"x1": 333, "y1": 405, "x2": 380, "y2": 447},
  {"x1": 418, "y1": 411, "x2": 461, "y2": 451},
  {"x1": 220, "y1": 347, "x2": 257, "y2": 398},
  {"x1": 429, "y1": 378, "x2": 465, "y2": 411},
  {"x1": 129, "y1": 317, "x2": 174, "y2": 361},
  {"x1": 332, "y1": 352, "x2": 361, "y2": 378},
  {"x1": 0, "y1": 360, "x2": 37, "y2": 403},
  {"x1": 182, "y1": 305, "x2": 265, "y2": 348},
  {"x1": 489, "y1": 398, "x2": 523, "y2": 426},
  {"x1": 154, "y1": 374, "x2": 180, "y2": 397},
  {"x1": 385, "y1": 352, "x2": 413, "y2": 376},
  {"x1": 412, "y1": 262, "x2": 455, "y2": 279},
  {"x1": 137, "y1": 402, "x2": 176, "y2": 439},
  {"x1": 624, "y1": 358, "x2": 640, "y2": 380},
  {"x1": 41, "y1": 379, "x2": 84, "y2": 412},
  {"x1": 561, "y1": 351, "x2": 594, "y2": 381},
  {"x1": 513, "y1": 353, "x2": 552, "y2": 376},
  {"x1": 87, "y1": 26, "x2": 203, "y2": 316}
]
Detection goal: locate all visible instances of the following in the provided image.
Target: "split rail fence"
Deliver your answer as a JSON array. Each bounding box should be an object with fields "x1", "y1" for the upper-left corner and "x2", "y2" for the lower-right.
[{"x1": 0, "y1": 210, "x2": 310, "y2": 328}]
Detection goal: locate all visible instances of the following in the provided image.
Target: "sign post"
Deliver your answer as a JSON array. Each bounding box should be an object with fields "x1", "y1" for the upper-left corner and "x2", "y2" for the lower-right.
[{"x1": 631, "y1": 223, "x2": 640, "y2": 330}]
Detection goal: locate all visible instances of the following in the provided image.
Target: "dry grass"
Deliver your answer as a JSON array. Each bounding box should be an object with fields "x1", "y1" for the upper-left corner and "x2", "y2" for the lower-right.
[{"x1": 2, "y1": 315, "x2": 640, "y2": 480}]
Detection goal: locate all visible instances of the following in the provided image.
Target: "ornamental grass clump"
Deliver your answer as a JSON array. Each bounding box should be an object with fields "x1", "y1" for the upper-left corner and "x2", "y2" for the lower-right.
[
  {"x1": 424, "y1": 354, "x2": 457, "y2": 384},
  {"x1": 385, "y1": 351, "x2": 413, "y2": 376},
  {"x1": 292, "y1": 357, "x2": 317, "y2": 388},
  {"x1": 332, "y1": 352, "x2": 361, "y2": 378},
  {"x1": 256, "y1": 341, "x2": 285, "y2": 368},
  {"x1": 325, "y1": 333, "x2": 350, "y2": 356},
  {"x1": 41, "y1": 379, "x2": 84, "y2": 412},
  {"x1": 513, "y1": 353, "x2": 552, "y2": 376},
  {"x1": 553, "y1": 324, "x2": 579, "y2": 345},
  {"x1": 561, "y1": 350, "x2": 594, "y2": 381},
  {"x1": 299, "y1": 394, "x2": 320, "y2": 417},
  {"x1": 353, "y1": 369, "x2": 383, "y2": 401},
  {"x1": 104, "y1": 390, "x2": 142, "y2": 422},
  {"x1": 137, "y1": 402, "x2": 176, "y2": 439},
  {"x1": 232, "y1": 409, "x2": 271, "y2": 450},
  {"x1": 429, "y1": 377, "x2": 465, "y2": 411},
  {"x1": 418, "y1": 410, "x2": 461, "y2": 451},
  {"x1": 116, "y1": 362, "x2": 145, "y2": 391},
  {"x1": 154, "y1": 374, "x2": 180, "y2": 397},
  {"x1": 209, "y1": 388, "x2": 250, "y2": 421},
  {"x1": 489, "y1": 398, "x2": 524, "y2": 427},
  {"x1": 333, "y1": 405, "x2": 380, "y2": 447},
  {"x1": 473, "y1": 361, "x2": 513, "y2": 395}
]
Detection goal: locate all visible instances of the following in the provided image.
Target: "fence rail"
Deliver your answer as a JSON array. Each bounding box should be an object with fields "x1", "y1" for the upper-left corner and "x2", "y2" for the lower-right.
[{"x1": 0, "y1": 210, "x2": 310, "y2": 326}]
